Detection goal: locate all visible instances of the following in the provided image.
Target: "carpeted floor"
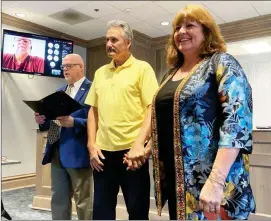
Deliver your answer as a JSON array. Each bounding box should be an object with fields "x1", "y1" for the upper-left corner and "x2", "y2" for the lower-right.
[
  {"x1": 2, "y1": 186, "x2": 269, "y2": 220},
  {"x1": 1, "y1": 187, "x2": 77, "y2": 220}
]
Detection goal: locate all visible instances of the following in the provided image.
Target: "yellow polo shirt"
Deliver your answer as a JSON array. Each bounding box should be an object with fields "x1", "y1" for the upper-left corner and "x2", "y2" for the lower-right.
[{"x1": 85, "y1": 55, "x2": 158, "y2": 151}]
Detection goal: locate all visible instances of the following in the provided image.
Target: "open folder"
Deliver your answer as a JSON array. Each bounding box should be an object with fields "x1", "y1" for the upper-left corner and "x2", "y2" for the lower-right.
[{"x1": 23, "y1": 91, "x2": 83, "y2": 120}]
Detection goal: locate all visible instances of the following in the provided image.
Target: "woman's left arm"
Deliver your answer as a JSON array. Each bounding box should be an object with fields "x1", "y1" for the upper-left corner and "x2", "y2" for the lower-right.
[
  {"x1": 199, "y1": 54, "x2": 253, "y2": 215},
  {"x1": 199, "y1": 148, "x2": 240, "y2": 214}
]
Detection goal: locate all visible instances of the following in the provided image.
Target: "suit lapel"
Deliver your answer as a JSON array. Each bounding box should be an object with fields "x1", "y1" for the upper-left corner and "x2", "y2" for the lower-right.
[{"x1": 74, "y1": 79, "x2": 90, "y2": 102}]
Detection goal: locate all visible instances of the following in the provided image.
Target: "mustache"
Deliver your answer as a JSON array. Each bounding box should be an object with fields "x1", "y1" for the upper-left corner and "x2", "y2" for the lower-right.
[{"x1": 107, "y1": 47, "x2": 116, "y2": 53}]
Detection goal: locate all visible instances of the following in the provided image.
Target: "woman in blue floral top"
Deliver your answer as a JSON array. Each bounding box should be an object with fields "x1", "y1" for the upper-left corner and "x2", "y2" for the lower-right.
[
  {"x1": 150, "y1": 4, "x2": 256, "y2": 220},
  {"x1": 125, "y1": 3, "x2": 256, "y2": 220}
]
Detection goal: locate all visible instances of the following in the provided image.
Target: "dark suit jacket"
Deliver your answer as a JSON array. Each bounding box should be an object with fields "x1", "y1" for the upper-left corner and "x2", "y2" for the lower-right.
[{"x1": 40, "y1": 78, "x2": 91, "y2": 168}]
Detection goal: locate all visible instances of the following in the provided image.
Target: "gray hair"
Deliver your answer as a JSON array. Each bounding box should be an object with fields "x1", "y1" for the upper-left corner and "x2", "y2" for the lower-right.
[{"x1": 107, "y1": 20, "x2": 133, "y2": 41}]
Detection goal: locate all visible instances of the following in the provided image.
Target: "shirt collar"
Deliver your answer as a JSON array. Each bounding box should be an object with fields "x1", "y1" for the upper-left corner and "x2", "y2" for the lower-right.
[
  {"x1": 72, "y1": 77, "x2": 85, "y2": 90},
  {"x1": 108, "y1": 54, "x2": 135, "y2": 70}
]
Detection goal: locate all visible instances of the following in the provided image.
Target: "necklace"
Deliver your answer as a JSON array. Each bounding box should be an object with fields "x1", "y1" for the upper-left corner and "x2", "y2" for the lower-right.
[{"x1": 173, "y1": 57, "x2": 203, "y2": 81}]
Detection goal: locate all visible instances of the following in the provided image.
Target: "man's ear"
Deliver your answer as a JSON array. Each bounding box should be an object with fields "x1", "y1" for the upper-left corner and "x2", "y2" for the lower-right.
[{"x1": 127, "y1": 40, "x2": 132, "y2": 49}]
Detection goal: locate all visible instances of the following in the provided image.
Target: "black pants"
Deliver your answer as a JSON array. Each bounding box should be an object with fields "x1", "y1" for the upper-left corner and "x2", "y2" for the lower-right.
[{"x1": 93, "y1": 150, "x2": 150, "y2": 220}]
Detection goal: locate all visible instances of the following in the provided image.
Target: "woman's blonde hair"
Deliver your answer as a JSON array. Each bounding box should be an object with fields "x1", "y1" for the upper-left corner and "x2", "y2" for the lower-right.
[{"x1": 166, "y1": 4, "x2": 227, "y2": 68}]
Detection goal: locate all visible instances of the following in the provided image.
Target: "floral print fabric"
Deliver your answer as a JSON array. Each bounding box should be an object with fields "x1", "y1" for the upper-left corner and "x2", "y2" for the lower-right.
[{"x1": 152, "y1": 52, "x2": 256, "y2": 220}]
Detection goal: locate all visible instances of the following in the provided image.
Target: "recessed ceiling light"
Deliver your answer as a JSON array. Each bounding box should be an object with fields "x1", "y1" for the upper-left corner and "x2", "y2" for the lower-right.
[
  {"x1": 124, "y1": 8, "x2": 131, "y2": 13},
  {"x1": 15, "y1": 13, "x2": 27, "y2": 18},
  {"x1": 242, "y1": 42, "x2": 271, "y2": 54},
  {"x1": 160, "y1": 21, "x2": 169, "y2": 26}
]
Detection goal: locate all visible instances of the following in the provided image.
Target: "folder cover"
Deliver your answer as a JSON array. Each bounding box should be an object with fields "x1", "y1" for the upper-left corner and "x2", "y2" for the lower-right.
[{"x1": 23, "y1": 91, "x2": 83, "y2": 120}]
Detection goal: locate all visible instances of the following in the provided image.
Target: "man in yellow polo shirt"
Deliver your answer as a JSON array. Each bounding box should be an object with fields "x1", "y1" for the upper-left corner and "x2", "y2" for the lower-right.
[{"x1": 85, "y1": 20, "x2": 158, "y2": 220}]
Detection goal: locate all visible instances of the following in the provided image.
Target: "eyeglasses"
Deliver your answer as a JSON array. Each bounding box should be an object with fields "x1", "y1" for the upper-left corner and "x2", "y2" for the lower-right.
[
  {"x1": 15, "y1": 37, "x2": 31, "y2": 44},
  {"x1": 60, "y1": 64, "x2": 81, "y2": 70}
]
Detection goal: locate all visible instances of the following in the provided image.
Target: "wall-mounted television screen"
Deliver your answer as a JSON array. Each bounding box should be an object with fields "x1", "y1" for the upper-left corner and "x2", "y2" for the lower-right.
[{"x1": 1, "y1": 29, "x2": 73, "y2": 78}]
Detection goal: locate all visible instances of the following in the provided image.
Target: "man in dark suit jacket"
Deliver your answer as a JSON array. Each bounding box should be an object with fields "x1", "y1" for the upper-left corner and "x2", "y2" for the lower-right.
[{"x1": 34, "y1": 54, "x2": 93, "y2": 220}]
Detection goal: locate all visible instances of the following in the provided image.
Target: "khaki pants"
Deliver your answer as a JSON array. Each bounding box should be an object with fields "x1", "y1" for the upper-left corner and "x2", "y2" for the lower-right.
[{"x1": 51, "y1": 148, "x2": 93, "y2": 220}]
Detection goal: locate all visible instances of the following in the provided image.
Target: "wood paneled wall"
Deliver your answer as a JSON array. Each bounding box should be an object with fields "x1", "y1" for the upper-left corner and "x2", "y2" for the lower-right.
[
  {"x1": 86, "y1": 44, "x2": 111, "y2": 80},
  {"x1": 251, "y1": 130, "x2": 271, "y2": 217},
  {"x1": 86, "y1": 30, "x2": 156, "y2": 80},
  {"x1": 155, "y1": 48, "x2": 168, "y2": 83}
]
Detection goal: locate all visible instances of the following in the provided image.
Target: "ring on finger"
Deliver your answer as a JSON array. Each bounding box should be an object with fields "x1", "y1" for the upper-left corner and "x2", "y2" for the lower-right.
[{"x1": 209, "y1": 208, "x2": 215, "y2": 213}]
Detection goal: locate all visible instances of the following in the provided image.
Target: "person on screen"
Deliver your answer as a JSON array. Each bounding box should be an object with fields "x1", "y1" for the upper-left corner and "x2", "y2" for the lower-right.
[
  {"x1": 34, "y1": 54, "x2": 93, "y2": 220},
  {"x1": 2, "y1": 36, "x2": 44, "y2": 73},
  {"x1": 85, "y1": 20, "x2": 159, "y2": 220}
]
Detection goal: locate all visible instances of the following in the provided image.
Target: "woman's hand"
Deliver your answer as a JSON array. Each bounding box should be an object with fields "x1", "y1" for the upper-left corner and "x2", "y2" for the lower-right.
[
  {"x1": 199, "y1": 178, "x2": 224, "y2": 214},
  {"x1": 199, "y1": 148, "x2": 239, "y2": 214},
  {"x1": 123, "y1": 139, "x2": 152, "y2": 171},
  {"x1": 124, "y1": 144, "x2": 146, "y2": 170}
]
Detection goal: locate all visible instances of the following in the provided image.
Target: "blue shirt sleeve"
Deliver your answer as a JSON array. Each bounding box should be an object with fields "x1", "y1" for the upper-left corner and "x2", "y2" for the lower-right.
[{"x1": 217, "y1": 53, "x2": 253, "y2": 154}]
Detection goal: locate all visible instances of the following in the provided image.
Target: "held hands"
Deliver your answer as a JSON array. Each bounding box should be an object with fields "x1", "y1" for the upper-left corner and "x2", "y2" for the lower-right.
[
  {"x1": 89, "y1": 143, "x2": 105, "y2": 172},
  {"x1": 199, "y1": 169, "x2": 225, "y2": 214},
  {"x1": 34, "y1": 112, "x2": 46, "y2": 124},
  {"x1": 123, "y1": 139, "x2": 152, "y2": 171},
  {"x1": 56, "y1": 116, "x2": 74, "y2": 127}
]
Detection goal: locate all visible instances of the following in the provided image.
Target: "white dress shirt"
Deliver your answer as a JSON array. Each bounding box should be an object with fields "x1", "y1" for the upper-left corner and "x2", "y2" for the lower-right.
[{"x1": 69, "y1": 77, "x2": 86, "y2": 99}]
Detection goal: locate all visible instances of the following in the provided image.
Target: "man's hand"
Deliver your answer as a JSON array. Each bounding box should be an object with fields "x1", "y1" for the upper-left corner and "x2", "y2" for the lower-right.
[
  {"x1": 56, "y1": 116, "x2": 74, "y2": 127},
  {"x1": 34, "y1": 112, "x2": 46, "y2": 124},
  {"x1": 125, "y1": 143, "x2": 145, "y2": 170},
  {"x1": 123, "y1": 139, "x2": 152, "y2": 171},
  {"x1": 89, "y1": 143, "x2": 105, "y2": 172}
]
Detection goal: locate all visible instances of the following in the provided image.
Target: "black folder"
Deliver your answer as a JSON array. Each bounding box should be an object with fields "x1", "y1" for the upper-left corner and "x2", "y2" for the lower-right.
[{"x1": 23, "y1": 91, "x2": 83, "y2": 120}]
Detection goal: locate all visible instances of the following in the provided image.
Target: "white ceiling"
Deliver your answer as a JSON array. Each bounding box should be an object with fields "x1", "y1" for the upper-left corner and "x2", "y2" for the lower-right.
[{"x1": 2, "y1": 1, "x2": 271, "y2": 40}]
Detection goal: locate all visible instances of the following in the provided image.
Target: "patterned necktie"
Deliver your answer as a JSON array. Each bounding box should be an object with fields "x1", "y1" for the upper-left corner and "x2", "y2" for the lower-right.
[
  {"x1": 65, "y1": 84, "x2": 73, "y2": 97},
  {"x1": 47, "y1": 84, "x2": 74, "y2": 144}
]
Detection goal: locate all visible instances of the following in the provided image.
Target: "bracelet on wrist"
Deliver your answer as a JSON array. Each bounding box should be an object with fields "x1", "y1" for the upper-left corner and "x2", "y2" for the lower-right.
[
  {"x1": 208, "y1": 175, "x2": 225, "y2": 187},
  {"x1": 212, "y1": 166, "x2": 227, "y2": 179},
  {"x1": 210, "y1": 170, "x2": 226, "y2": 183}
]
